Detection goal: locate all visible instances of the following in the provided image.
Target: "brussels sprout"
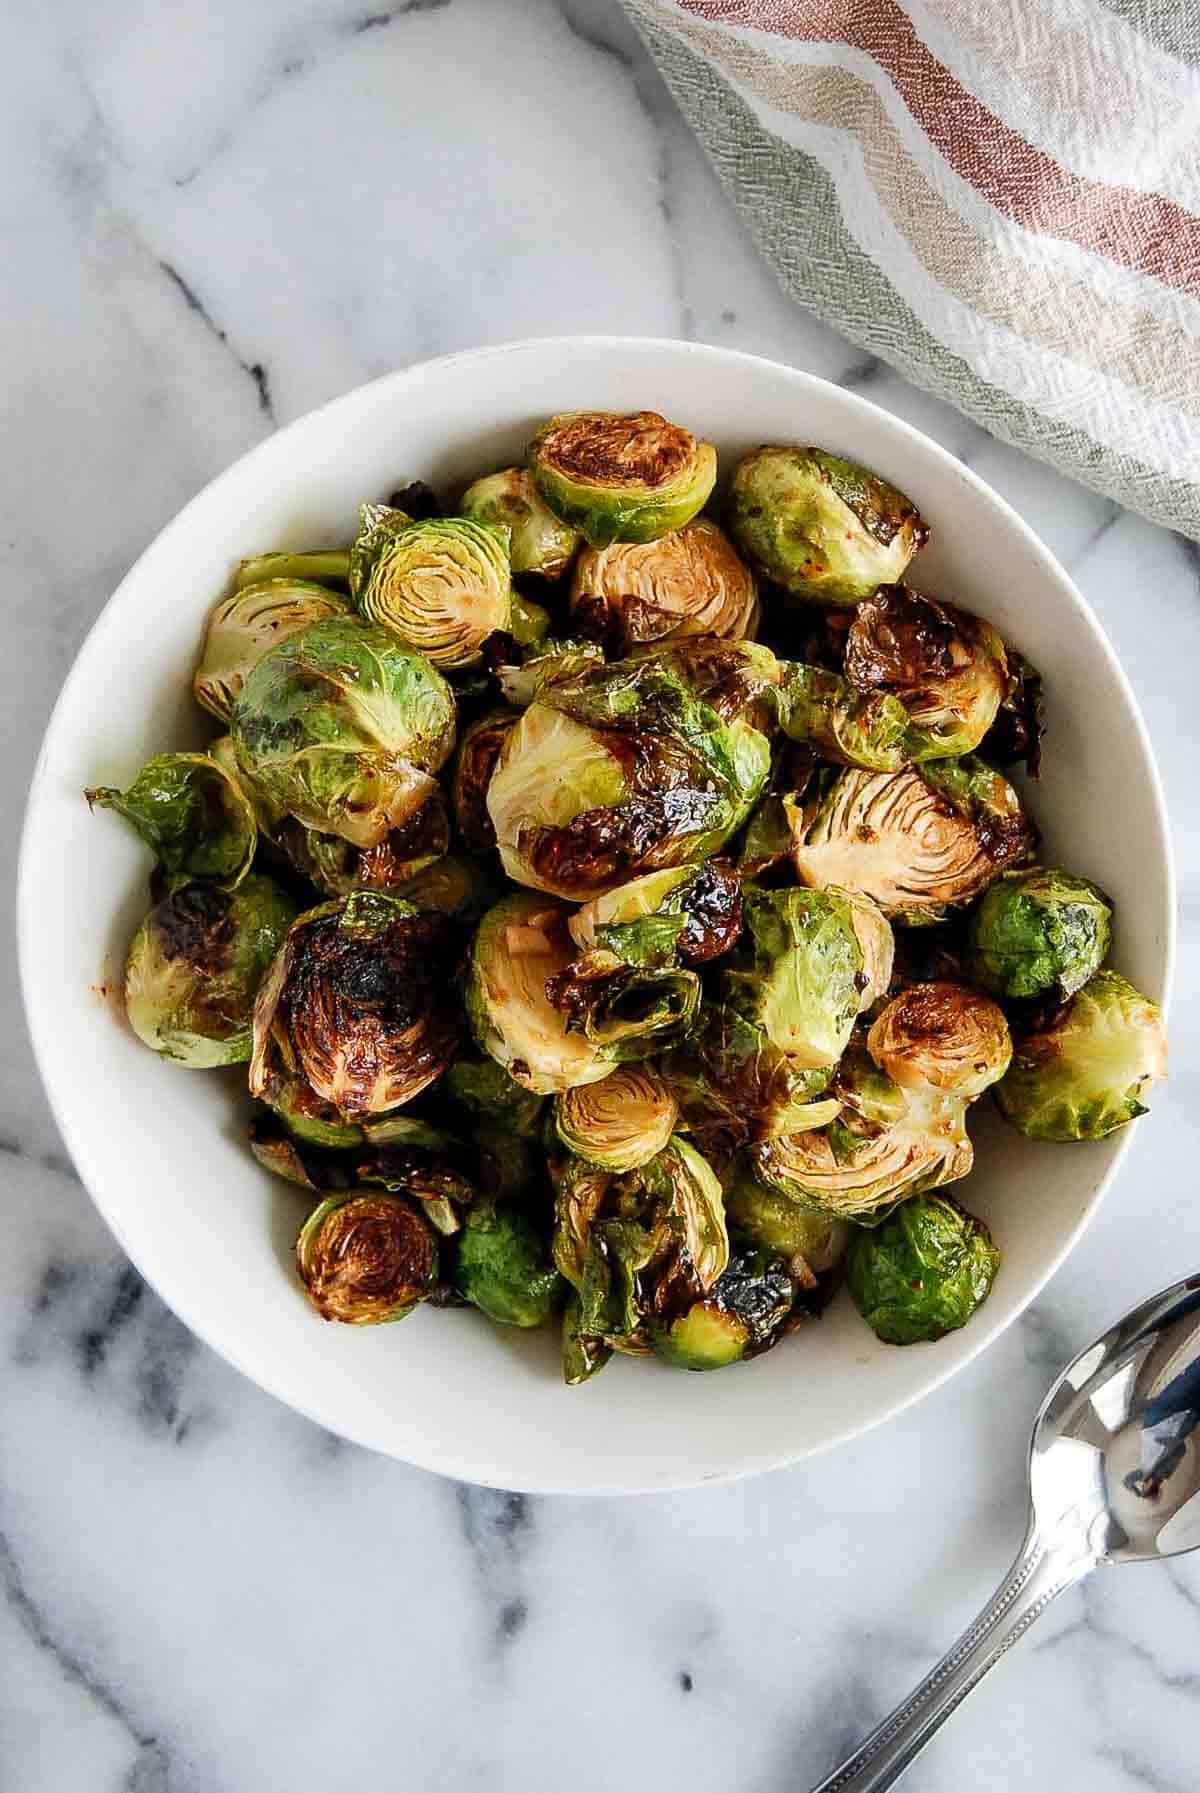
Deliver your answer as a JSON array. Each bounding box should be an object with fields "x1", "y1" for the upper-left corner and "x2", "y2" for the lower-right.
[
  {"x1": 639, "y1": 1135, "x2": 730, "y2": 1294},
  {"x1": 450, "y1": 1200, "x2": 561, "y2": 1328},
  {"x1": 729, "y1": 446, "x2": 927, "y2": 604},
  {"x1": 250, "y1": 891, "x2": 462, "y2": 1120},
  {"x1": 399, "y1": 852, "x2": 502, "y2": 923},
  {"x1": 124, "y1": 874, "x2": 296, "y2": 1067},
  {"x1": 296, "y1": 1192, "x2": 437, "y2": 1324},
  {"x1": 495, "y1": 639, "x2": 606, "y2": 710},
  {"x1": 570, "y1": 518, "x2": 757, "y2": 652},
  {"x1": 723, "y1": 885, "x2": 878, "y2": 1071},
  {"x1": 738, "y1": 791, "x2": 806, "y2": 881},
  {"x1": 968, "y1": 868, "x2": 1112, "y2": 1001},
  {"x1": 847, "y1": 1194, "x2": 1000, "y2": 1344},
  {"x1": 996, "y1": 970, "x2": 1166, "y2": 1142},
  {"x1": 487, "y1": 654, "x2": 771, "y2": 900},
  {"x1": 529, "y1": 410, "x2": 717, "y2": 547},
  {"x1": 982, "y1": 650, "x2": 1044, "y2": 777},
  {"x1": 466, "y1": 892, "x2": 617, "y2": 1094},
  {"x1": 444, "y1": 1055, "x2": 546, "y2": 1139},
  {"x1": 791, "y1": 760, "x2": 1033, "y2": 924},
  {"x1": 569, "y1": 862, "x2": 743, "y2": 968},
  {"x1": 650, "y1": 1249, "x2": 795, "y2": 1370},
  {"x1": 555, "y1": 1065, "x2": 679, "y2": 1171},
  {"x1": 233, "y1": 549, "x2": 350, "y2": 594},
  {"x1": 460, "y1": 466, "x2": 582, "y2": 578},
  {"x1": 193, "y1": 579, "x2": 352, "y2": 723},
  {"x1": 544, "y1": 948, "x2": 701, "y2": 1058},
  {"x1": 562, "y1": 1295, "x2": 612, "y2": 1385},
  {"x1": 509, "y1": 592, "x2": 552, "y2": 649},
  {"x1": 231, "y1": 616, "x2": 456, "y2": 849},
  {"x1": 632, "y1": 637, "x2": 782, "y2": 731},
  {"x1": 723, "y1": 1176, "x2": 848, "y2": 1279},
  {"x1": 868, "y1": 982, "x2": 1012, "y2": 1098},
  {"x1": 87, "y1": 752, "x2": 257, "y2": 891},
  {"x1": 843, "y1": 586, "x2": 1008, "y2": 760},
  {"x1": 776, "y1": 663, "x2": 911, "y2": 772},
  {"x1": 275, "y1": 790, "x2": 451, "y2": 897},
  {"x1": 250, "y1": 1108, "x2": 475, "y2": 1234},
  {"x1": 353, "y1": 511, "x2": 512, "y2": 670},
  {"x1": 451, "y1": 709, "x2": 517, "y2": 851}
]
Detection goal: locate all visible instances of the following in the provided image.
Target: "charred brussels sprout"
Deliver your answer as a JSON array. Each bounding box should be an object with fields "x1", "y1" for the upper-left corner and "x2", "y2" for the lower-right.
[
  {"x1": 460, "y1": 467, "x2": 581, "y2": 578},
  {"x1": 452, "y1": 708, "x2": 517, "y2": 851},
  {"x1": 729, "y1": 446, "x2": 927, "y2": 604},
  {"x1": 529, "y1": 410, "x2": 717, "y2": 547},
  {"x1": 996, "y1": 970, "x2": 1166, "y2": 1142},
  {"x1": 296, "y1": 1192, "x2": 437, "y2": 1324},
  {"x1": 125, "y1": 874, "x2": 296, "y2": 1066},
  {"x1": 847, "y1": 1195, "x2": 999, "y2": 1344},
  {"x1": 495, "y1": 639, "x2": 606, "y2": 710},
  {"x1": 250, "y1": 891, "x2": 462, "y2": 1120},
  {"x1": 555, "y1": 1065, "x2": 679, "y2": 1171},
  {"x1": 868, "y1": 982, "x2": 1012, "y2": 1098},
  {"x1": 353, "y1": 510, "x2": 512, "y2": 670},
  {"x1": 651, "y1": 1249, "x2": 795, "y2": 1370},
  {"x1": 275, "y1": 791, "x2": 451, "y2": 897},
  {"x1": 231, "y1": 616, "x2": 456, "y2": 849},
  {"x1": 451, "y1": 1201, "x2": 562, "y2": 1328},
  {"x1": 88, "y1": 752, "x2": 257, "y2": 891},
  {"x1": 543, "y1": 947, "x2": 700, "y2": 1060},
  {"x1": 844, "y1": 587, "x2": 1008, "y2": 760},
  {"x1": 487, "y1": 654, "x2": 770, "y2": 900},
  {"x1": 569, "y1": 862, "x2": 743, "y2": 968},
  {"x1": 968, "y1": 868, "x2": 1112, "y2": 1001},
  {"x1": 570, "y1": 519, "x2": 757, "y2": 652},
  {"x1": 776, "y1": 663, "x2": 911, "y2": 772},
  {"x1": 791, "y1": 759, "x2": 1033, "y2": 923},
  {"x1": 193, "y1": 579, "x2": 351, "y2": 723}
]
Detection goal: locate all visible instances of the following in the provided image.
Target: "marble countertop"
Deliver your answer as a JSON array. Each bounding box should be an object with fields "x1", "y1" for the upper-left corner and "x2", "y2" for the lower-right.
[{"x1": 4, "y1": 1, "x2": 1199, "y2": 1788}]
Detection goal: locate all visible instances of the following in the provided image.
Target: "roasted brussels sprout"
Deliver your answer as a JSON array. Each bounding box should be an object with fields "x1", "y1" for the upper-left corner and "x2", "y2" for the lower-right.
[
  {"x1": 723, "y1": 1176, "x2": 848, "y2": 1280},
  {"x1": 231, "y1": 616, "x2": 456, "y2": 849},
  {"x1": 487, "y1": 654, "x2": 770, "y2": 899},
  {"x1": 776, "y1": 663, "x2": 911, "y2": 772},
  {"x1": 529, "y1": 410, "x2": 717, "y2": 547},
  {"x1": 296, "y1": 1192, "x2": 437, "y2": 1324},
  {"x1": 847, "y1": 1194, "x2": 999, "y2": 1344},
  {"x1": 968, "y1": 868, "x2": 1112, "y2": 1001},
  {"x1": 729, "y1": 446, "x2": 927, "y2": 604},
  {"x1": 459, "y1": 467, "x2": 581, "y2": 578},
  {"x1": 568, "y1": 862, "x2": 743, "y2": 969},
  {"x1": 868, "y1": 982, "x2": 1012, "y2": 1098},
  {"x1": 233, "y1": 549, "x2": 350, "y2": 594},
  {"x1": 494, "y1": 639, "x2": 605, "y2": 710},
  {"x1": 791, "y1": 759, "x2": 1033, "y2": 923},
  {"x1": 555, "y1": 1065, "x2": 678, "y2": 1171},
  {"x1": 250, "y1": 891, "x2": 462, "y2": 1120},
  {"x1": 570, "y1": 518, "x2": 757, "y2": 652},
  {"x1": 399, "y1": 852, "x2": 502, "y2": 923},
  {"x1": 353, "y1": 509, "x2": 512, "y2": 670},
  {"x1": 562, "y1": 1295, "x2": 612, "y2": 1385},
  {"x1": 451, "y1": 708, "x2": 517, "y2": 851},
  {"x1": 193, "y1": 579, "x2": 351, "y2": 723},
  {"x1": 275, "y1": 791, "x2": 451, "y2": 898},
  {"x1": 664, "y1": 1004, "x2": 842, "y2": 1170},
  {"x1": 996, "y1": 970, "x2": 1166, "y2": 1141},
  {"x1": 650, "y1": 1248, "x2": 795, "y2": 1370},
  {"x1": 124, "y1": 874, "x2": 296, "y2": 1067},
  {"x1": 983, "y1": 650, "x2": 1044, "y2": 777},
  {"x1": 844, "y1": 586, "x2": 1008, "y2": 760},
  {"x1": 444, "y1": 1054, "x2": 546, "y2": 1139},
  {"x1": 451, "y1": 1201, "x2": 562, "y2": 1328},
  {"x1": 88, "y1": 752, "x2": 257, "y2": 891},
  {"x1": 543, "y1": 947, "x2": 700, "y2": 1059}
]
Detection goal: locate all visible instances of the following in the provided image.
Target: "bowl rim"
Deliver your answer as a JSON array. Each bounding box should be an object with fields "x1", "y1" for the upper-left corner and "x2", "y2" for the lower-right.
[{"x1": 18, "y1": 335, "x2": 1176, "y2": 1493}]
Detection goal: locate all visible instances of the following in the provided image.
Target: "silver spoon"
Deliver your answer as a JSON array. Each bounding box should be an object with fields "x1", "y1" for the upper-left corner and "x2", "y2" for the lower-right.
[{"x1": 813, "y1": 1273, "x2": 1200, "y2": 1793}]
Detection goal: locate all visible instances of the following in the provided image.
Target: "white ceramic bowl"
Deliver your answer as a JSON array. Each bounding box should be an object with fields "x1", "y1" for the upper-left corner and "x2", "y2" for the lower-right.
[{"x1": 19, "y1": 338, "x2": 1173, "y2": 1493}]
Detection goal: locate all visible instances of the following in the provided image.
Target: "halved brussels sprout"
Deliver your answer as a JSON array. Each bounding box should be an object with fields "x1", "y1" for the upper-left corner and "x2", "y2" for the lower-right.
[
  {"x1": 776, "y1": 663, "x2": 911, "y2": 772},
  {"x1": 124, "y1": 874, "x2": 296, "y2": 1067},
  {"x1": 452, "y1": 709, "x2": 517, "y2": 851},
  {"x1": 451, "y1": 1201, "x2": 562, "y2": 1328},
  {"x1": 250, "y1": 891, "x2": 462, "y2": 1119},
  {"x1": 233, "y1": 549, "x2": 350, "y2": 594},
  {"x1": 791, "y1": 760, "x2": 1033, "y2": 924},
  {"x1": 444, "y1": 1055, "x2": 546, "y2": 1140},
  {"x1": 729, "y1": 446, "x2": 927, "y2": 604},
  {"x1": 868, "y1": 982, "x2": 1012, "y2": 1098},
  {"x1": 231, "y1": 616, "x2": 456, "y2": 849},
  {"x1": 354, "y1": 512, "x2": 512, "y2": 670},
  {"x1": 466, "y1": 892, "x2": 617, "y2": 1094},
  {"x1": 460, "y1": 467, "x2": 582, "y2": 578},
  {"x1": 650, "y1": 1249, "x2": 794, "y2": 1370},
  {"x1": 844, "y1": 586, "x2": 1008, "y2": 760},
  {"x1": 847, "y1": 1194, "x2": 999, "y2": 1344},
  {"x1": 996, "y1": 970, "x2": 1166, "y2": 1142},
  {"x1": 495, "y1": 639, "x2": 606, "y2": 709},
  {"x1": 570, "y1": 518, "x2": 757, "y2": 652},
  {"x1": 568, "y1": 862, "x2": 743, "y2": 968},
  {"x1": 968, "y1": 868, "x2": 1112, "y2": 1001},
  {"x1": 487, "y1": 655, "x2": 771, "y2": 899},
  {"x1": 543, "y1": 948, "x2": 700, "y2": 1059},
  {"x1": 275, "y1": 790, "x2": 451, "y2": 897},
  {"x1": 193, "y1": 579, "x2": 351, "y2": 723},
  {"x1": 296, "y1": 1192, "x2": 437, "y2": 1324},
  {"x1": 724, "y1": 885, "x2": 882, "y2": 1070},
  {"x1": 87, "y1": 752, "x2": 257, "y2": 891},
  {"x1": 665, "y1": 1004, "x2": 842, "y2": 1171},
  {"x1": 723, "y1": 1176, "x2": 848, "y2": 1280},
  {"x1": 555, "y1": 1065, "x2": 679, "y2": 1171},
  {"x1": 529, "y1": 410, "x2": 717, "y2": 547}
]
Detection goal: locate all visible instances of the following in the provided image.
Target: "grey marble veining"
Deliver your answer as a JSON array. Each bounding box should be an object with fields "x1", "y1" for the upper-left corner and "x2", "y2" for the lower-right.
[{"x1": 3, "y1": 1, "x2": 1199, "y2": 1788}]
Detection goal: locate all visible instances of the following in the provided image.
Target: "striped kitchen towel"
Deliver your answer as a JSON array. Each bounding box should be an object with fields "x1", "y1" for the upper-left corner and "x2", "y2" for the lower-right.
[{"x1": 623, "y1": 0, "x2": 1200, "y2": 539}]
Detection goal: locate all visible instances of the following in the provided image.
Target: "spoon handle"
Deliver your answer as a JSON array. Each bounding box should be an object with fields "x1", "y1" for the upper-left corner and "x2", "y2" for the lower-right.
[{"x1": 810, "y1": 1527, "x2": 1093, "y2": 1793}]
